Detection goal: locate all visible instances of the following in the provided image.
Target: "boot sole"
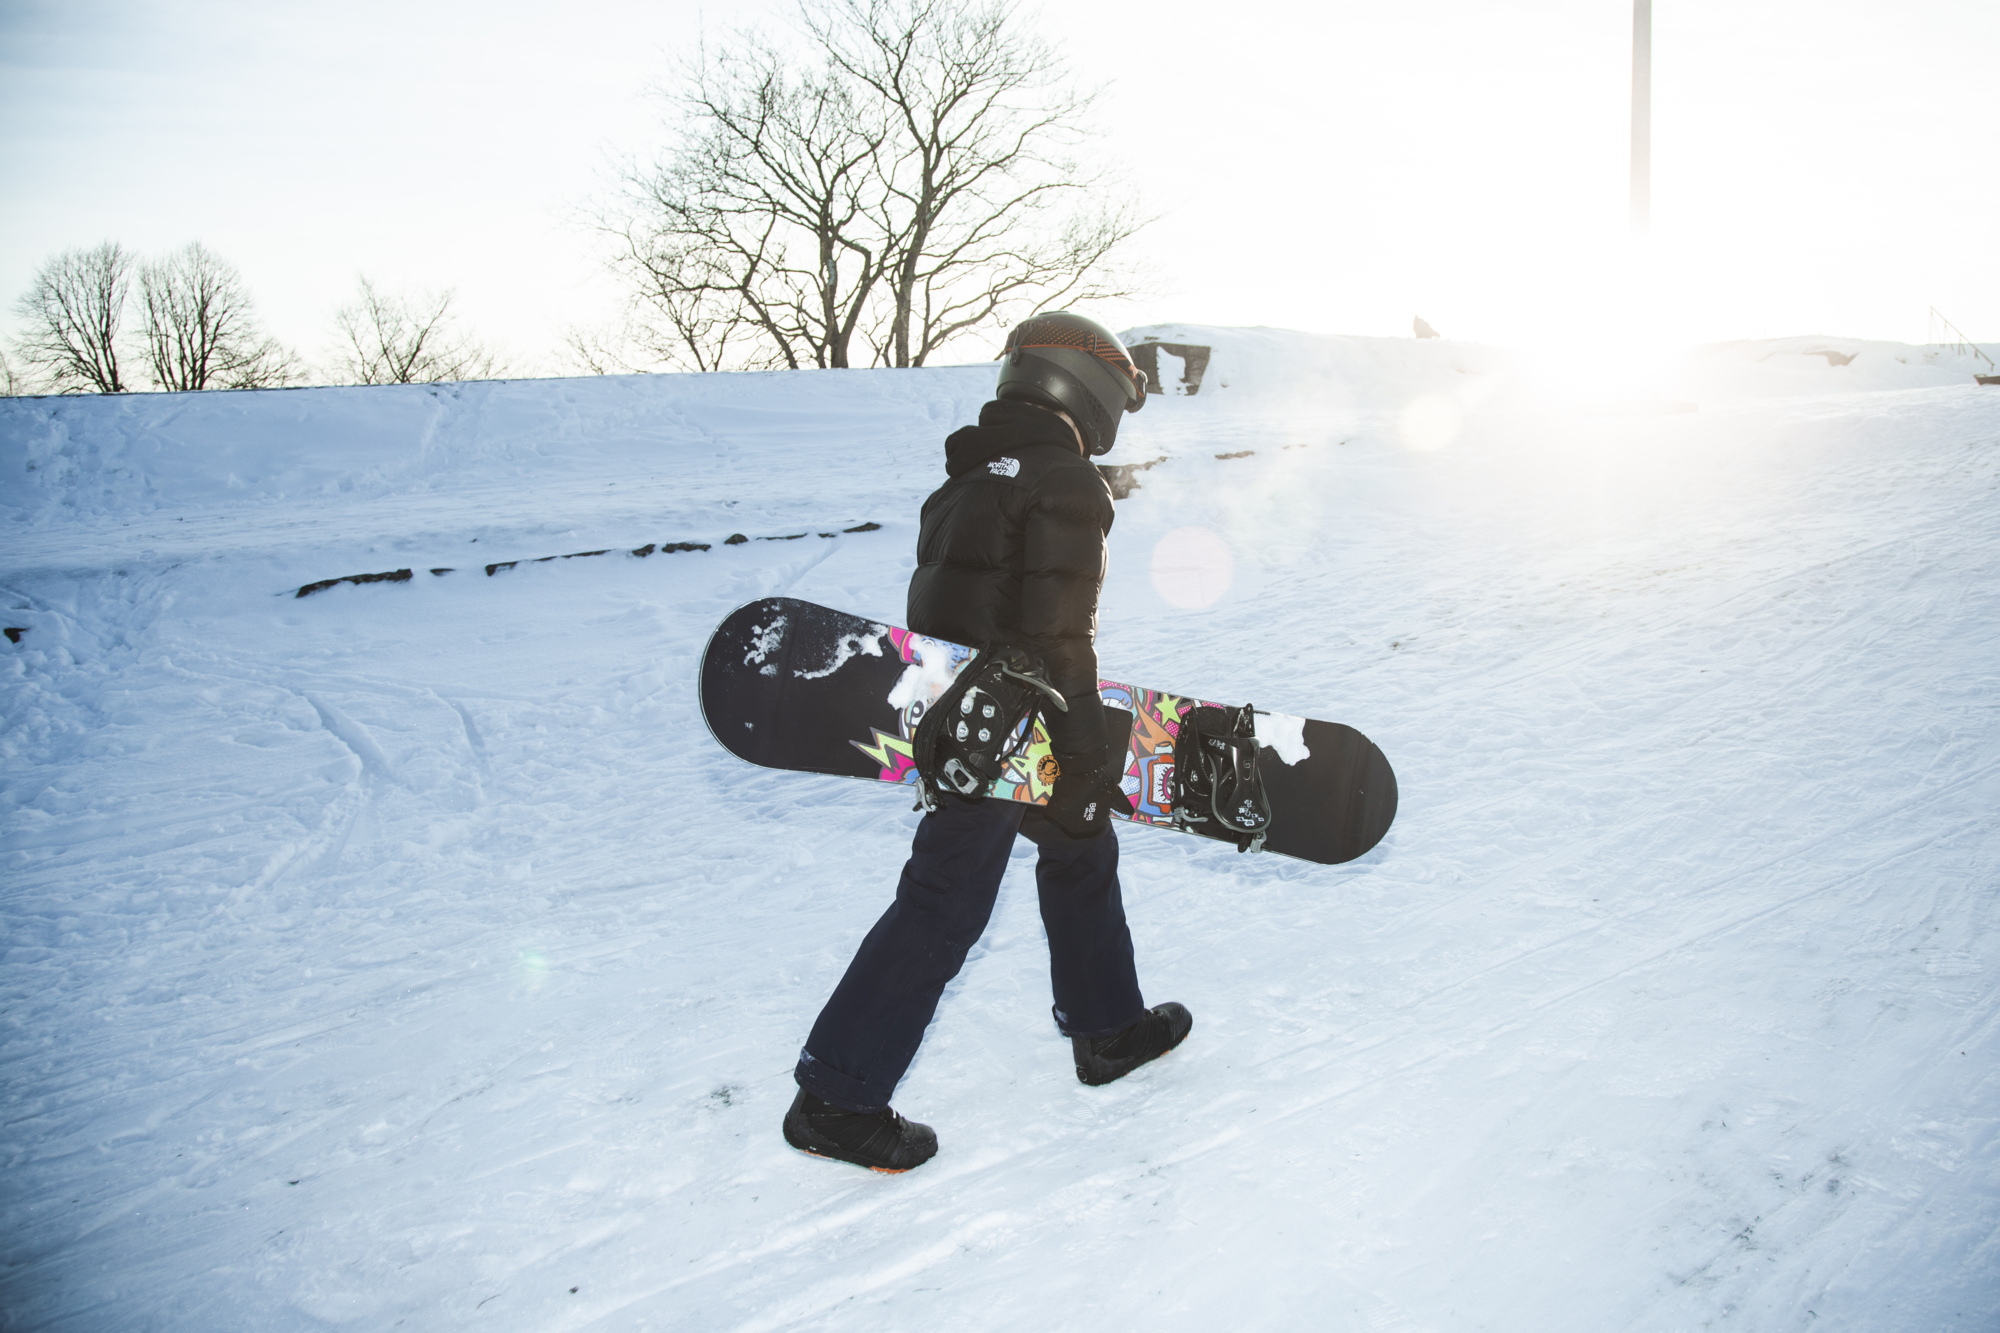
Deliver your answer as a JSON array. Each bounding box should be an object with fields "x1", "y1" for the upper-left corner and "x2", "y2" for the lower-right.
[
  {"x1": 1075, "y1": 1009, "x2": 1194, "y2": 1086},
  {"x1": 783, "y1": 1115, "x2": 934, "y2": 1173},
  {"x1": 1075, "y1": 1041, "x2": 1179, "y2": 1086},
  {"x1": 796, "y1": 1144, "x2": 914, "y2": 1174}
]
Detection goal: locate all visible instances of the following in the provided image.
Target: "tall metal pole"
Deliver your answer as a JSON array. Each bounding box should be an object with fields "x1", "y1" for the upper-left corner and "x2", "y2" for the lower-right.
[{"x1": 1631, "y1": 0, "x2": 1652, "y2": 236}]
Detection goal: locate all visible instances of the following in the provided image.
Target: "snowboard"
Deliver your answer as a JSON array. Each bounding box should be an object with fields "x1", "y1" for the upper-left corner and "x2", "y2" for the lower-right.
[{"x1": 699, "y1": 597, "x2": 1397, "y2": 865}]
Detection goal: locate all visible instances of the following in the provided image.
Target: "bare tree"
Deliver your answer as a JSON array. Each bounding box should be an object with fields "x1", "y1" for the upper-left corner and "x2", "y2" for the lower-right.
[
  {"x1": 137, "y1": 243, "x2": 300, "y2": 391},
  {"x1": 561, "y1": 324, "x2": 646, "y2": 377},
  {"x1": 807, "y1": 0, "x2": 1146, "y2": 367},
  {"x1": 1, "y1": 347, "x2": 19, "y2": 397},
  {"x1": 10, "y1": 242, "x2": 134, "y2": 393},
  {"x1": 332, "y1": 278, "x2": 503, "y2": 384},
  {"x1": 602, "y1": 0, "x2": 1144, "y2": 373},
  {"x1": 593, "y1": 229, "x2": 790, "y2": 374},
  {"x1": 610, "y1": 32, "x2": 894, "y2": 371}
]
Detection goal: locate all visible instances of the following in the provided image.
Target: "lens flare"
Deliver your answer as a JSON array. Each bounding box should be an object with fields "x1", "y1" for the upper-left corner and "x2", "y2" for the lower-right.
[
  {"x1": 1399, "y1": 394, "x2": 1463, "y2": 451},
  {"x1": 1507, "y1": 246, "x2": 1697, "y2": 410},
  {"x1": 1151, "y1": 526, "x2": 1233, "y2": 609}
]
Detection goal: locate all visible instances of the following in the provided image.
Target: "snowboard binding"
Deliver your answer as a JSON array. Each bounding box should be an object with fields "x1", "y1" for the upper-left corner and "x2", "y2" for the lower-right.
[
  {"x1": 912, "y1": 646, "x2": 1068, "y2": 809},
  {"x1": 1170, "y1": 703, "x2": 1274, "y2": 853}
]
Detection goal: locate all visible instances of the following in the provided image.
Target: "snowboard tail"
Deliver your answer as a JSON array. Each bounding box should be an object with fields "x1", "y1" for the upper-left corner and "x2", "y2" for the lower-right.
[{"x1": 700, "y1": 597, "x2": 1396, "y2": 865}]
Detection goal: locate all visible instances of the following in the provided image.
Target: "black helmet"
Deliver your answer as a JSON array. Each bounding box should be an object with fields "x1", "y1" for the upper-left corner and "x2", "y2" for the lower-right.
[{"x1": 995, "y1": 311, "x2": 1147, "y2": 457}]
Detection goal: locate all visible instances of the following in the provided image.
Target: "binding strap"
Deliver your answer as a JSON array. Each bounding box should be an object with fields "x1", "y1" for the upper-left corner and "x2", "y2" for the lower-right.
[
  {"x1": 912, "y1": 647, "x2": 1067, "y2": 809},
  {"x1": 1170, "y1": 703, "x2": 1274, "y2": 853}
]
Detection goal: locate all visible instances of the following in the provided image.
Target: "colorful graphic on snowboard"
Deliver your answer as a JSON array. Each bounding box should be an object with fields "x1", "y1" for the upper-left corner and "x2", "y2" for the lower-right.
[{"x1": 700, "y1": 597, "x2": 1396, "y2": 864}]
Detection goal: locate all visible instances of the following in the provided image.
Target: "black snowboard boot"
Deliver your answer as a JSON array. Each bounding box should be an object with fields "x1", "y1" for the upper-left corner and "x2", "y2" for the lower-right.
[
  {"x1": 783, "y1": 1089, "x2": 938, "y2": 1173},
  {"x1": 1073, "y1": 1002, "x2": 1194, "y2": 1086}
]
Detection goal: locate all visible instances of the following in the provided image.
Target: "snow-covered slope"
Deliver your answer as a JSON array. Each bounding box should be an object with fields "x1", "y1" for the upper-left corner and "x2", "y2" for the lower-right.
[
  {"x1": 3, "y1": 333, "x2": 1997, "y2": 1330},
  {"x1": 1681, "y1": 335, "x2": 2000, "y2": 400}
]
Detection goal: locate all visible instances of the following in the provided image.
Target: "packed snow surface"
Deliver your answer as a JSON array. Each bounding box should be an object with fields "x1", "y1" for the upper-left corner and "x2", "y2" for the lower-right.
[{"x1": 3, "y1": 329, "x2": 1997, "y2": 1330}]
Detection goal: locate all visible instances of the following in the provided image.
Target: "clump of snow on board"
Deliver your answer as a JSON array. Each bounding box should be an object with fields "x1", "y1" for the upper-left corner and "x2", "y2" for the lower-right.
[
  {"x1": 1253, "y1": 710, "x2": 1311, "y2": 765},
  {"x1": 886, "y1": 636, "x2": 960, "y2": 710}
]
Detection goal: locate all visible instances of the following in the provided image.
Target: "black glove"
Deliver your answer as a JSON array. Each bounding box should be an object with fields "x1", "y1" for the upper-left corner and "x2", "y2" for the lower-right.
[{"x1": 1045, "y1": 743, "x2": 1136, "y2": 839}]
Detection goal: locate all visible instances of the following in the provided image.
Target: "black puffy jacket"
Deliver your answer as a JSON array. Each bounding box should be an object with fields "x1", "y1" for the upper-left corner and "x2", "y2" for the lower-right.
[{"x1": 906, "y1": 398, "x2": 1114, "y2": 755}]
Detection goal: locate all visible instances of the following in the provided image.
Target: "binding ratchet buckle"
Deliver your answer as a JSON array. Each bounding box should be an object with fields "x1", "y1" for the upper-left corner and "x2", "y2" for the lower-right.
[
  {"x1": 1169, "y1": 702, "x2": 1274, "y2": 853},
  {"x1": 912, "y1": 647, "x2": 1067, "y2": 809}
]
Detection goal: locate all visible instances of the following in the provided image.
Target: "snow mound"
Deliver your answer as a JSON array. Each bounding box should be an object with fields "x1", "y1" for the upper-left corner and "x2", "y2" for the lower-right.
[
  {"x1": 8, "y1": 326, "x2": 1991, "y2": 534},
  {"x1": 0, "y1": 366, "x2": 995, "y2": 529},
  {"x1": 2, "y1": 334, "x2": 1997, "y2": 1330},
  {"x1": 1109, "y1": 324, "x2": 2000, "y2": 443},
  {"x1": 1682, "y1": 334, "x2": 1999, "y2": 398},
  {"x1": 1120, "y1": 321, "x2": 1511, "y2": 412}
]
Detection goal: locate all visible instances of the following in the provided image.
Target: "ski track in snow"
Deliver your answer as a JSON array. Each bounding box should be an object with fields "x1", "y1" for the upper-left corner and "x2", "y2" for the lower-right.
[{"x1": 2, "y1": 337, "x2": 1998, "y2": 1330}]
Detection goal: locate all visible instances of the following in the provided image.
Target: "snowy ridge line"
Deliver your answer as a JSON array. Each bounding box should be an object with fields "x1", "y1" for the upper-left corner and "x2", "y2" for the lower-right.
[
  {"x1": 1343, "y1": 501, "x2": 1988, "y2": 707},
  {"x1": 1417, "y1": 796, "x2": 1997, "y2": 1037},
  {"x1": 1187, "y1": 815, "x2": 1988, "y2": 1188},
  {"x1": 624, "y1": 1148, "x2": 976, "y2": 1307},
  {"x1": 289, "y1": 521, "x2": 885, "y2": 598},
  {"x1": 1220, "y1": 741, "x2": 2000, "y2": 1104}
]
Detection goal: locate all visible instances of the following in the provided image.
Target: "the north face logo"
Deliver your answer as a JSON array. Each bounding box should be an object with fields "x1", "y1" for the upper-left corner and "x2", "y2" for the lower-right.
[{"x1": 987, "y1": 456, "x2": 1021, "y2": 478}]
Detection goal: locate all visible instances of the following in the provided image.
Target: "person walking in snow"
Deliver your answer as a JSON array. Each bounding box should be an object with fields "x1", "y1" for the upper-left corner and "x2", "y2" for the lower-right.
[{"x1": 782, "y1": 311, "x2": 1194, "y2": 1172}]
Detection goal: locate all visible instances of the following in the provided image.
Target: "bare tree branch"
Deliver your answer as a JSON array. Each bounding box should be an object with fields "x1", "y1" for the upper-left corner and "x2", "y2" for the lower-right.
[
  {"x1": 10, "y1": 242, "x2": 134, "y2": 393},
  {"x1": 138, "y1": 243, "x2": 300, "y2": 391},
  {"x1": 332, "y1": 278, "x2": 504, "y2": 385},
  {"x1": 561, "y1": 325, "x2": 646, "y2": 377},
  {"x1": 806, "y1": 0, "x2": 1148, "y2": 366},
  {"x1": 599, "y1": 31, "x2": 896, "y2": 372},
  {"x1": 598, "y1": 0, "x2": 1146, "y2": 372}
]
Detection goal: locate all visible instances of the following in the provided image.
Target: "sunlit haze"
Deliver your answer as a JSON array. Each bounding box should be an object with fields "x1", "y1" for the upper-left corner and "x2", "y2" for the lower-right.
[{"x1": 3, "y1": 0, "x2": 1994, "y2": 377}]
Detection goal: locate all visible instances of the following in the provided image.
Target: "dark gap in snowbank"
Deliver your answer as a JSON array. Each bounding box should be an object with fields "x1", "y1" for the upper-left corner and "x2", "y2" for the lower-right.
[
  {"x1": 1096, "y1": 458, "x2": 1165, "y2": 499},
  {"x1": 1128, "y1": 340, "x2": 1212, "y2": 396},
  {"x1": 292, "y1": 521, "x2": 884, "y2": 598},
  {"x1": 484, "y1": 548, "x2": 616, "y2": 576},
  {"x1": 294, "y1": 568, "x2": 414, "y2": 598}
]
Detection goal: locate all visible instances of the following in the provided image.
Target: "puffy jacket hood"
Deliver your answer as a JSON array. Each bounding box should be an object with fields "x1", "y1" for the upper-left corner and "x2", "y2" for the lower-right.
[{"x1": 943, "y1": 399, "x2": 1080, "y2": 477}]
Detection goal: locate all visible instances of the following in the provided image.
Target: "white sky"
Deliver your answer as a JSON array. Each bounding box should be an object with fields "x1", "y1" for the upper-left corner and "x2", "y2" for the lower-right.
[{"x1": 3, "y1": 0, "x2": 1994, "y2": 378}]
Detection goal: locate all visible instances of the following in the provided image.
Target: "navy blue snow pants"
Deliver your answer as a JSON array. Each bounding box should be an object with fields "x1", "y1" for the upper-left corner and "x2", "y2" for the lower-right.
[{"x1": 793, "y1": 796, "x2": 1145, "y2": 1113}]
